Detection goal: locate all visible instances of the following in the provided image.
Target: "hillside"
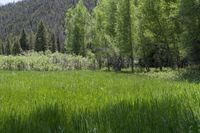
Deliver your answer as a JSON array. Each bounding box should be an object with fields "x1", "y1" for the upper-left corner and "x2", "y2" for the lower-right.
[{"x1": 0, "y1": 0, "x2": 97, "y2": 44}]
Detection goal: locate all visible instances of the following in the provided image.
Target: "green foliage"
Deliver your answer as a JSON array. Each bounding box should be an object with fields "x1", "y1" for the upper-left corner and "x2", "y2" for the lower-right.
[
  {"x1": 0, "y1": 0, "x2": 98, "y2": 46},
  {"x1": 57, "y1": 37, "x2": 62, "y2": 53},
  {"x1": 0, "y1": 39, "x2": 3, "y2": 55},
  {"x1": 4, "y1": 39, "x2": 11, "y2": 55},
  {"x1": 91, "y1": 0, "x2": 119, "y2": 69},
  {"x1": 0, "y1": 71, "x2": 199, "y2": 132},
  {"x1": 28, "y1": 31, "x2": 35, "y2": 50},
  {"x1": 49, "y1": 32, "x2": 57, "y2": 53},
  {"x1": 137, "y1": 0, "x2": 181, "y2": 69},
  {"x1": 35, "y1": 21, "x2": 48, "y2": 52},
  {"x1": 1, "y1": 0, "x2": 200, "y2": 70},
  {"x1": 179, "y1": 0, "x2": 200, "y2": 65},
  {"x1": 116, "y1": 0, "x2": 136, "y2": 71},
  {"x1": 65, "y1": 0, "x2": 90, "y2": 56},
  {"x1": 19, "y1": 29, "x2": 29, "y2": 51},
  {"x1": 0, "y1": 52, "x2": 95, "y2": 71},
  {"x1": 12, "y1": 39, "x2": 22, "y2": 55},
  {"x1": 116, "y1": 0, "x2": 134, "y2": 56}
]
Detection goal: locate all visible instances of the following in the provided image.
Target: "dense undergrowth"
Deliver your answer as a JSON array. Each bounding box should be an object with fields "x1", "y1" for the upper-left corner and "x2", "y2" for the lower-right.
[
  {"x1": 0, "y1": 52, "x2": 95, "y2": 71},
  {"x1": 0, "y1": 71, "x2": 199, "y2": 133}
]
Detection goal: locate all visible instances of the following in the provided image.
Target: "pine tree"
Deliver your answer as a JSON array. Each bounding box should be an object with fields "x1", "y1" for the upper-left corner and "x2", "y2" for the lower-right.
[
  {"x1": 0, "y1": 39, "x2": 3, "y2": 55},
  {"x1": 29, "y1": 31, "x2": 35, "y2": 50},
  {"x1": 19, "y1": 29, "x2": 29, "y2": 51},
  {"x1": 5, "y1": 39, "x2": 11, "y2": 55},
  {"x1": 57, "y1": 37, "x2": 61, "y2": 53},
  {"x1": 50, "y1": 32, "x2": 57, "y2": 53},
  {"x1": 12, "y1": 39, "x2": 22, "y2": 55},
  {"x1": 35, "y1": 21, "x2": 48, "y2": 52}
]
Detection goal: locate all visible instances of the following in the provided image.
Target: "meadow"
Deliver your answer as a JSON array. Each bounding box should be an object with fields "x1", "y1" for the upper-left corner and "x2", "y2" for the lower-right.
[{"x1": 0, "y1": 70, "x2": 199, "y2": 133}]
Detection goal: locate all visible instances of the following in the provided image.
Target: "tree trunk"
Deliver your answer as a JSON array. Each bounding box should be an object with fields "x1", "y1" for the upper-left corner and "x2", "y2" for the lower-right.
[
  {"x1": 130, "y1": 56, "x2": 134, "y2": 73},
  {"x1": 128, "y1": 0, "x2": 134, "y2": 73},
  {"x1": 98, "y1": 58, "x2": 102, "y2": 70},
  {"x1": 107, "y1": 55, "x2": 111, "y2": 71},
  {"x1": 159, "y1": 66, "x2": 163, "y2": 71}
]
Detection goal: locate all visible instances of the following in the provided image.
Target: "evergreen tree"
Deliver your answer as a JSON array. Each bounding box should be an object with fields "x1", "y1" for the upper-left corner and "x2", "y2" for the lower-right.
[
  {"x1": 35, "y1": 21, "x2": 48, "y2": 52},
  {"x1": 0, "y1": 39, "x2": 3, "y2": 55},
  {"x1": 12, "y1": 39, "x2": 22, "y2": 55},
  {"x1": 5, "y1": 39, "x2": 11, "y2": 55},
  {"x1": 57, "y1": 37, "x2": 61, "y2": 53},
  {"x1": 50, "y1": 32, "x2": 57, "y2": 53},
  {"x1": 19, "y1": 29, "x2": 29, "y2": 51},
  {"x1": 29, "y1": 31, "x2": 35, "y2": 50}
]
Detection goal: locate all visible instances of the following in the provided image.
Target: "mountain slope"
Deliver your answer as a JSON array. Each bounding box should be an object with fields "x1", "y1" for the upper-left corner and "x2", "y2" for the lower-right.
[{"x1": 0, "y1": 0, "x2": 97, "y2": 44}]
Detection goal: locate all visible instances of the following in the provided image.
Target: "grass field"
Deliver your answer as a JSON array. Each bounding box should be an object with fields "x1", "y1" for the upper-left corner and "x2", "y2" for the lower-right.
[{"x1": 0, "y1": 70, "x2": 199, "y2": 133}]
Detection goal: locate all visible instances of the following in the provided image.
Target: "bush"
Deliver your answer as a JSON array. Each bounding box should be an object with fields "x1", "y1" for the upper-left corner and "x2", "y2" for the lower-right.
[{"x1": 0, "y1": 52, "x2": 97, "y2": 71}]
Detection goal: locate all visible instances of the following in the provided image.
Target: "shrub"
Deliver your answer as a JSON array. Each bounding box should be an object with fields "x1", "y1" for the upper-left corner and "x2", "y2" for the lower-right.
[{"x1": 0, "y1": 52, "x2": 96, "y2": 71}]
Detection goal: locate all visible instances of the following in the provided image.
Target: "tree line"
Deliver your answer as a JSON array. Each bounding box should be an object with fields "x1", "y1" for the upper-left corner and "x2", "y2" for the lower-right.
[
  {"x1": 0, "y1": 21, "x2": 63, "y2": 55},
  {"x1": 65, "y1": 0, "x2": 200, "y2": 71},
  {"x1": 0, "y1": 0, "x2": 200, "y2": 72},
  {"x1": 0, "y1": 0, "x2": 98, "y2": 48}
]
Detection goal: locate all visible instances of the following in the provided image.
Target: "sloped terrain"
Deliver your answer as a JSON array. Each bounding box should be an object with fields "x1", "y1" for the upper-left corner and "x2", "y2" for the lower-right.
[{"x1": 0, "y1": 0, "x2": 97, "y2": 44}]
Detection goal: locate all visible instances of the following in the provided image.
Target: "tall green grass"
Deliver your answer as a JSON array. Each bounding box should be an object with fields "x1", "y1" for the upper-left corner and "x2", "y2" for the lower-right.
[{"x1": 0, "y1": 71, "x2": 199, "y2": 133}]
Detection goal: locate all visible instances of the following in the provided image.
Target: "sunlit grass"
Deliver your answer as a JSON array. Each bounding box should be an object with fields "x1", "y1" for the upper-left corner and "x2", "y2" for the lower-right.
[{"x1": 0, "y1": 70, "x2": 199, "y2": 132}]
